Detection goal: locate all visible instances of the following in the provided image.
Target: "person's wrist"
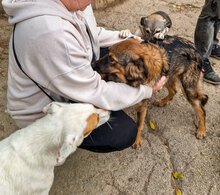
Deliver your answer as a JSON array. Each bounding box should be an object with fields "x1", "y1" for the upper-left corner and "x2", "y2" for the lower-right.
[{"x1": 143, "y1": 85, "x2": 153, "y2": 99}]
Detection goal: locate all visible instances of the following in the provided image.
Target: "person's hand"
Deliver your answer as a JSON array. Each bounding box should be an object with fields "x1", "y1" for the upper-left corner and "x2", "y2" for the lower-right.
[
  {"x1": 119, "y1": 29, "x2": 131, "y2": 39},
  {"x1": 119, "y1": 29, "x2": 143, "y2": 42},
  {"x1": 152, "y1": 76, "x2": 167, "y2": 94}
]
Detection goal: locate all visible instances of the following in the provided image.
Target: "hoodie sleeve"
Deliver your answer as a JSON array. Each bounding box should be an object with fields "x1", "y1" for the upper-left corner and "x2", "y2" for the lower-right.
[{"x1": 50, "y1": 68, "x2": 152, "y2": 111}]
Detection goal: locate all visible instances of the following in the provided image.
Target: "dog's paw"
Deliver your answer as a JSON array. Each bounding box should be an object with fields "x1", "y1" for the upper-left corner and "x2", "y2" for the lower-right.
[
  {"x1": 154, "y1": 27, "x2": 169, "y2": 40},
  {"x1": 196, "y1": 129, "x2": 206, "y2": 139},
  {"x1": 119, "y1": 29, "x2": 131, "y2": 39},
  {"x1": 132, "y1": 137, "x2": 142, "y2": 149},
  {"x1": 154, "y1": 32, "x2": 165, "y2": 40}
]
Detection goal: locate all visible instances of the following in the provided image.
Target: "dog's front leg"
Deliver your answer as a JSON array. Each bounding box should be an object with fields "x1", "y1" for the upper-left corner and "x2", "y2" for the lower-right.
[{"x1": 132, "y1": 99, "x2": 148, "y2": 148}]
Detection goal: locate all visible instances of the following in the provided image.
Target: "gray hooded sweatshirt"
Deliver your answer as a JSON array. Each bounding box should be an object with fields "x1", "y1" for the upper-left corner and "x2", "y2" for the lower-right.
[{"x1": 2, "y1": 0, "x2": 152, "y2": 128}]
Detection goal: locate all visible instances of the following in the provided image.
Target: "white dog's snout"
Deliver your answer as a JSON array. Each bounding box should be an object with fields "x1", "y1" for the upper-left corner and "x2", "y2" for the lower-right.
[
  {"x1": 96, "y1": 109, "x2": 110, "y2": 126},
  {"x1": 97, "y1": 109, "x2": 110, "y2": 118}
]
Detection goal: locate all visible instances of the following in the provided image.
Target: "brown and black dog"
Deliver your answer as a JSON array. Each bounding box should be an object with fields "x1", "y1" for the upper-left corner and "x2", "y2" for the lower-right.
[{"x1": 92, "y1": 36, "x2": 208, "y2": 148}]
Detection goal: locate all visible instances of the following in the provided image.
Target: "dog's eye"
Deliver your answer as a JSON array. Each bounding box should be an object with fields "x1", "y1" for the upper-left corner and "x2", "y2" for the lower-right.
[{"x1": 108, "y1": 55, "x2": 115, "y2": 63}]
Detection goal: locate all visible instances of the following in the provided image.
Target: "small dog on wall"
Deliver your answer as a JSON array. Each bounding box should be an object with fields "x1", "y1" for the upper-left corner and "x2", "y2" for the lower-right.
[
  {"x1": 120, "y1": 11, "x2": 172, "y2": 41},
  {"x1": 92, "y1": 38, "x2": 208, "y2": 148},
  {"x1": 136, "y1": 11, "x2": 172, "y2": 40},
  {"x1": 0, "y1": 102, "x2": 110, "y2": 194}
]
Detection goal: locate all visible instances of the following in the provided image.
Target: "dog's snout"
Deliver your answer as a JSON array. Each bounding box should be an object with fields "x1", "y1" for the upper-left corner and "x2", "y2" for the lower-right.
[
  {"x1": 95, "y1": 108, "x2": 110, "y2": 126},
  {"x1": 92, "y1": 55, "x2": 110, "y2": 73},
  {"x1": 101, "y1": 110, "x2": 110, "y2": 118},
  {"x1": 101, "y1": 109, "x2": 109, "y2": 113},
  {"x1": 98, "y1": 109, "x2": 110, "y2": 117}
]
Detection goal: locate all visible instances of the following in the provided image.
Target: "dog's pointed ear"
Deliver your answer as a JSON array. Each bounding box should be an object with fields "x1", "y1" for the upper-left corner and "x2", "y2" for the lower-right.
[
  {"x1": 140, "y1": 17, "x2": 146, "y2": 26},
  {"x1": 134, "y1": 57, "x2": 148, "y2": 79},
  {"x1": 42, "y1": 102, "x2": 62, "y2": 114},
  {"x1": 125, "y1": 61, "x2": 144, "y2": 87},
  {"x1": 125, "y1": 62, "x2": 140, "y2": 80}
]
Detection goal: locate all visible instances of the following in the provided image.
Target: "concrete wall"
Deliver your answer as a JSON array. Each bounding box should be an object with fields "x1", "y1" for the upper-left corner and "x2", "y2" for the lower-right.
[{"x1": 92, "y1": 0, "x2": 126, "y2": 9}]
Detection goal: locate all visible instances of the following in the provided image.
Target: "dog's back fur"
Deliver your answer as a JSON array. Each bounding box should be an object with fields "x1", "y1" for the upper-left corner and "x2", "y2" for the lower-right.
[{"x1": 148, "y1": 36, "x2": 208, "y2": 106}]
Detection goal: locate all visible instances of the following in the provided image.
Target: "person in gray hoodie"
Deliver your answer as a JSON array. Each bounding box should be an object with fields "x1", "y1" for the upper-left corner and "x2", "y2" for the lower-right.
[{"x1": 2, "y1": 0, "x2": 166, "y2": 152}]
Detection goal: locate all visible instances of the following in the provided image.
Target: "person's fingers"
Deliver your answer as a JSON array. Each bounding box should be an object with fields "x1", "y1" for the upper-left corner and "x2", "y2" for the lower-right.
[
  {"x1": 160, "y1": 76, "x2": 167, "y2": 83},
  {"x1": 152, "y1": 76, "x2": 167, "y2": 94},
  {"x1": 119, "y1": 29, "x2": 131, "y2": 38},
  {"x1": 160, "y1": 77, "x2": 167, "y2": 86}
]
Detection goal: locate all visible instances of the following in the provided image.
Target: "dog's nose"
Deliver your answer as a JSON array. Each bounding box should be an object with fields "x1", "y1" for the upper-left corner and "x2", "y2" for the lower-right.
[
  {"x1": 99, "y1": 110, "x2": 110, "y2": 116},
  {"x1": 93, "y1": 106, "x2": 111, "y2": 117},
  {"x1": 99, "y1": 109, "x2": 110, "y2": 118}
]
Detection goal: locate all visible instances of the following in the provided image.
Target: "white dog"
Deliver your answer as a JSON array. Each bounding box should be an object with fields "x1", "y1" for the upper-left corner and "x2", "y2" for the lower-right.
[{"x1": 0, "y1": 102, "x2": 110, "y2": 194}]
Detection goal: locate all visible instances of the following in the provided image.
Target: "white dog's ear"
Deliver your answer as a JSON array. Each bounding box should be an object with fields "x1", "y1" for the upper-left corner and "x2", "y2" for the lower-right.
[
  {"x1": 83, "y1": 113, "x2": 99, "y2": 137},
  {"x1": 43, "y1": 102, "x2": 62, "y2": 114},
  {"x1": 56, "y1": 135, "x2": 80, "y2": 164}
]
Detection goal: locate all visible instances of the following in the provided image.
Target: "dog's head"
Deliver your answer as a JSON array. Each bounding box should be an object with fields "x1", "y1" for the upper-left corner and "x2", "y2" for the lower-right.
[
  {"x1": 92, "y1": 39, "x2": 169, "y2": 87},
  {"x1": 140, "y1": 11, "x2": 172, "y2": 41},
  {"x1": 43, "y1": 102, "x2": 110, "y2": 164}
]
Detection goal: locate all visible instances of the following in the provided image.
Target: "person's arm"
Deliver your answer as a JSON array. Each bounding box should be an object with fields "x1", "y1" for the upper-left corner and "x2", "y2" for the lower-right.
[
  {"x1": 86, "y1": 5, "x2": 140, "y2": 48},
  {"x1": 50, "y1": 71, "x2": 152, "y2": 111}
]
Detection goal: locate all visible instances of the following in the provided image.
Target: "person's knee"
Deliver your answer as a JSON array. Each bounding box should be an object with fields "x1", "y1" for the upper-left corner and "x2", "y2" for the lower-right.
[
  {"x1": 80, "y1": 111, "x2": 138, "y2": 153},
  {"x1": 114, "y1": 121, "x2": 138, "y2": 151}
]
